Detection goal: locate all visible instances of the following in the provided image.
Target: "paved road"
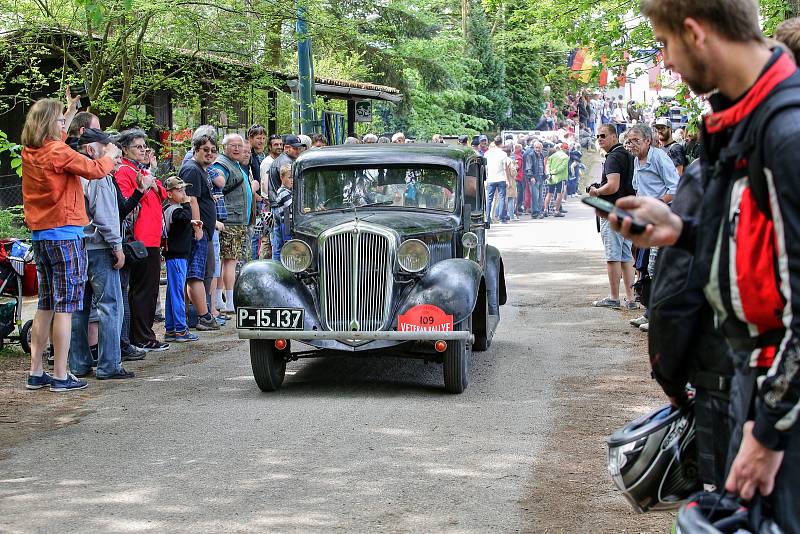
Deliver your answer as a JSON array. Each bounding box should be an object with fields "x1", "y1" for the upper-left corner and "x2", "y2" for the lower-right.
[{"x1": 0, "y1": 197, "x2": 665, "y2": 533}]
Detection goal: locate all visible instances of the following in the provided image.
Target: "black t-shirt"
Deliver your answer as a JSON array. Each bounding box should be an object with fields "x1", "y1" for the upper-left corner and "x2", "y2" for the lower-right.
[
  {"x1": 163, "y1": 204, "x2": 193, "y2": 259},
  {"x1": 600, "y1": 144, "x2": 635, "y2": 203},
  {"x1": 663, "y1": 141, "x2": 687, "y2": 169},
  {"x1": 179, "y1": 159, "x2": 216, "y2": 238}
]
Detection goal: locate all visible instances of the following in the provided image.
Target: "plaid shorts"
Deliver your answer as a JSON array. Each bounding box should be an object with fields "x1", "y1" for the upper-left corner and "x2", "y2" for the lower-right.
[
  {"x1": 187, "y1": 233, "x2": 209, "y2": 281},
  {"x1": 33, "y1": 239, "x2": 88, "y2": 313},
  {"x1": 220, "y1": 224, "x2": 248, "y2": 261}
]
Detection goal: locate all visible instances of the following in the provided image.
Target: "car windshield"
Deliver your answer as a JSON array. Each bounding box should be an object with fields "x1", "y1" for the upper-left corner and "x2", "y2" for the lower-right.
[{"x1": 301, "y1": 166, "x2": 457, "y2": 213}]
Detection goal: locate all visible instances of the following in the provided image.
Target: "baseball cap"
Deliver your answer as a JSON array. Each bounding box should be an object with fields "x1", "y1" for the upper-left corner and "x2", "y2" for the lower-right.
[
  {"x1": 298, "y1": 134, "x2": 312, "y2": 148},
  {"x1": 478, "y1": 134, "x2": 488, "y2": 142},
  {"x1": 654, "y1": 117, "x2": 672, "y2": 129},
  {"x1": 77, "y1": 127, "x2": 112, "y2": 146},
  {"x1": 471, "y1": 135, "x2": 480, "y2": 146},
  {"x1": 284, "y1": 134, "x2": 303, "y2": 148},
  {"x1": 164, "y1": 177, "x2": 192, "y2": 191}
]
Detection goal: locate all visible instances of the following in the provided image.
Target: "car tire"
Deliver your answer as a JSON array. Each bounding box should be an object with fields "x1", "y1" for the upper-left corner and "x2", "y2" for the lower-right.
[
  {"x1": 443, "y1": 316, "x2": 471, "y2": 394},
  {"x1": 472, "y1": 289, "x2": 490, "y2": 352},
  {"x1": 20, "y1": 320, "x2": 33, "y2": 354},
  {"x1": 250, "y1": 340, "x2": 288, "y2": 391}
]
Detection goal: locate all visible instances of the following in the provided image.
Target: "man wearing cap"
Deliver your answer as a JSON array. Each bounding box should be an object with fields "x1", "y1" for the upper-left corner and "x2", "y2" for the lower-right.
[
  {"x1": 654, "y1": 117, "x2": 687, "y2": 176},
  {"x1": 478, "y1": 135, "x2": 489, "y2": 155},
  {"x1": 69, "y1": 128, "x2": 134, "y2": 380},
  {"x1": 268, "y1": 135, "x2": 302, "y2": 203},
  {"x1": 470, "y1": 135, "x2": 481, "y2": 155},
  {"x1": 458, "y1": 135, "x2": 469, "y2": 147}
]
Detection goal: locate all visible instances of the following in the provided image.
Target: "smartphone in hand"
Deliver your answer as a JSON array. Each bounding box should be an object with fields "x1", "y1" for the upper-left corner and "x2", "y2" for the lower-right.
[{"x1": 581, "y1": 196, "x2": 648, "y2": 235}]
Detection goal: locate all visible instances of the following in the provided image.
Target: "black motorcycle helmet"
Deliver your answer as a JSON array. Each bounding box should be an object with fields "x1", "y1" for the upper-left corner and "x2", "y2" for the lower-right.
[
  {"x1": 674, "y1": 491, "x2": 785, "y2": 534},
  {"x1": 607, "y1": 400, "x2": 701, "y2": 512}
]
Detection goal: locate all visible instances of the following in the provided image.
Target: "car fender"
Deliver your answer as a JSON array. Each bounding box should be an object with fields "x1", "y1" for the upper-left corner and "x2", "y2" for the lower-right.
[
  {"x1": 233, "y1": 260, "x2": 323, "y2": 331},
  {"x1": 484, "y1": 245, "x2": 507, "y2": 314},
  {"x1": 396, "y1": 259, "x2": 483, "y2": 325}
]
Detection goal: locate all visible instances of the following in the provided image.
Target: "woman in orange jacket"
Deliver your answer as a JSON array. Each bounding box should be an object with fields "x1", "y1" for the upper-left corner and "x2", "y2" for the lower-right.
[{"x1": 22, "y1": 93, "x2": 121, "y2": 392}]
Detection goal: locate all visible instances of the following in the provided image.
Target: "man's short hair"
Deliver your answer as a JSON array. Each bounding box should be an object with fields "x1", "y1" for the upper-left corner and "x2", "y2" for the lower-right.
[
  {"x1": 221, "y1": 133, "x2": 243, "y2": 147},
  {"x1": 640, "y1": 0, "x2": 762, "y2": 43},
  {"x1": 775, "y1": 17, "x2": 800, "y2": 60},
  {"x1": 67, "y1": 112, "x2": 98, "y2": 138},
  {"x1": 391, "y1": 132, "x2": 406, "y2": 143},
  {"x1": 493, "y1": 136, "x2": 503, "y2": 146},
  {"x1": 192, "y1": 134, "x2": 217, "y2": 152},
  {"x1": 600, "y1": 124, "x2": 618, "y2": 138},
  {"x1": 627, "y1": 123, "x2": 654, "y2": 143}
]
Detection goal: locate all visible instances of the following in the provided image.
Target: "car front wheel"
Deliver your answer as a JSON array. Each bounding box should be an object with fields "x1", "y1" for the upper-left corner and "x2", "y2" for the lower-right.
[
  {"x1": 250, "y1": 340, "x2": 289, "y2": 391},
  {"x1": 442, "y1": 317, "x2": 472, "y2": 394}
]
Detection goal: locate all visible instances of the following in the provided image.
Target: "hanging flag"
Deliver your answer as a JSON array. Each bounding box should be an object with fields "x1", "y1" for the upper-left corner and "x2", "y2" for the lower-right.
[
  {"x1": 648, "y1": 51, "x2": 663, "y2": 90},
  {"x1": 567, "y1": 49, "x2": 578, "y2": 69},
  {"x1": 579, "y1": 49, "x2": 594, "y2": 83},
  {"x1": 571, "y1": 48, "x2": 587, "y2": 72},
  {"x1": 598, "y1": 55, "x2": 608, "y2": 87}
]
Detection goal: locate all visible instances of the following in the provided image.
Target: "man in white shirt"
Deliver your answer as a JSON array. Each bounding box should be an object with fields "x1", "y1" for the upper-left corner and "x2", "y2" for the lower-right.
[{"x1": 485, "y1": 136, "x2": 510, "y2": 224}]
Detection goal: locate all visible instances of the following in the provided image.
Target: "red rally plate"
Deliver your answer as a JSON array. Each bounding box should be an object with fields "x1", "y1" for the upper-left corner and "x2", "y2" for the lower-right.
[{"x1": 397, "y1": 304, "x2": 454, "y2": 332}]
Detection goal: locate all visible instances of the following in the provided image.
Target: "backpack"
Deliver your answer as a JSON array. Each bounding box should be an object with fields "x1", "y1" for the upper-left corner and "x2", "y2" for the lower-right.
[{"x1": 161, "y1": 202, "x2": 182, "y2": 251}]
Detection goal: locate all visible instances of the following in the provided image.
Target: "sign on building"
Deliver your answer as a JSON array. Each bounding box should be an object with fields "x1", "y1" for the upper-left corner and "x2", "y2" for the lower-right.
[{"x1": 354, "y1": 100, "x2": 372, "y2": 122}]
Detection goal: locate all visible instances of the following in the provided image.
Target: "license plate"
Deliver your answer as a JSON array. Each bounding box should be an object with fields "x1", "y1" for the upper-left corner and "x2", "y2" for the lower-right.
[{"x1": 237, "y1": 307, "x2": 304, "y2": 330}]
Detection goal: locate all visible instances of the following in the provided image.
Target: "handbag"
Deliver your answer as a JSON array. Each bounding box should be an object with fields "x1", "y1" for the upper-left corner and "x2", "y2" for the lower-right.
[{"x1": 123, "y1": 240, "x2": 148, "y2": 263}]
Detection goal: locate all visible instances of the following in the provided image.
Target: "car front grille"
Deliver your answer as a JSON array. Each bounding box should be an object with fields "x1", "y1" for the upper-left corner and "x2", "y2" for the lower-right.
[{"x1": 320, "y1": 223, "x2": 395, "y2": 334}]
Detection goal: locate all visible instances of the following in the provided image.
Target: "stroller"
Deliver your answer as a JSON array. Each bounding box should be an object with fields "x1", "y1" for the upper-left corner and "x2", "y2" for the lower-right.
[{"x1": 0, "y1": 238, "x2": 35, "y2": 353}]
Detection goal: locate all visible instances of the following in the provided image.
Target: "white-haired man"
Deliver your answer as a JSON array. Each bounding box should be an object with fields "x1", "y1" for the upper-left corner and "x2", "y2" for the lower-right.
[{"x1": 211, "y1": 134, "x2": 254, "y2": 314}]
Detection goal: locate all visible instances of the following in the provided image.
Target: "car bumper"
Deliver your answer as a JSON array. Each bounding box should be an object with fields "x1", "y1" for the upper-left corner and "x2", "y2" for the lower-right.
[{"x1": 237, "y1": 329, "x2": 473, "y2": 342}]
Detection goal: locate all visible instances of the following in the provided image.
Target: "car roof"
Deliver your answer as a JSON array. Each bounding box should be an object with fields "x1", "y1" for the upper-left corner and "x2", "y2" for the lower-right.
[{"x1": 295, "y1": 143, "x2": 475, "y2": 173}]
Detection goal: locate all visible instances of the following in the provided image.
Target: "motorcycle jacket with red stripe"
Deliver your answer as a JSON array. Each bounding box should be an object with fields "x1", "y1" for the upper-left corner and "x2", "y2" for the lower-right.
[{"x1": 675, "y1": 49, "x2": 800, "y2": 451}]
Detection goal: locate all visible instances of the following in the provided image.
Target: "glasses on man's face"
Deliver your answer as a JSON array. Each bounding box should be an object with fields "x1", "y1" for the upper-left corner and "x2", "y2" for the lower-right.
[
  {"x1": 130, "y1": 144, "x2": 147, "y2": 150},
  {"x1": 598, "y1": 134, "x2": 607, "y2": 139},
  {"x1": 199, "y1": 147, "x2": 217, "y2": 154},
  {"x1": 626, "y1": 138, "x2": 644, "y2": 145},
  {"x1": 227, "y1": 144, "x2": 243, "y2": 150}
]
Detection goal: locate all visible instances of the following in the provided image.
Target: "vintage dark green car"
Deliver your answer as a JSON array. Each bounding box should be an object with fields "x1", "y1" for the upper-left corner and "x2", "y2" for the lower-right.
[{"x1": 234, "y1": 144, "x2": 506, "y2": 393}]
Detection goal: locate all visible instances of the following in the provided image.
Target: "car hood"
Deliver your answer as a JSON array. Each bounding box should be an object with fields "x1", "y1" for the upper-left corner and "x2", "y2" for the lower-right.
[{"x1": 294, "y1": 210, "x2": 458, "y2": 238}]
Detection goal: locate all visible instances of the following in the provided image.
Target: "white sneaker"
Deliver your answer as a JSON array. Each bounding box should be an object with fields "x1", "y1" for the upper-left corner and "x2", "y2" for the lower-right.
[
  {"x1": 630, "y1": 315, "x2": 648, "y2": 327},
  {"x1": 639, "y1": 322, "x2": 649, "y2": 332}
]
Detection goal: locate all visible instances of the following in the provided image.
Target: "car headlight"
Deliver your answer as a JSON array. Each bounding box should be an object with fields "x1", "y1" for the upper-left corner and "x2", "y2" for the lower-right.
[
  {"x1": 280, "y1": 240, "x2": 312, "y2": 273},
  {"x1": 397, "y1": 239, "x2": 430, "y2": 273},
  {"x1": 462, "y1": 232, "x2": 478, "y2": 250}
]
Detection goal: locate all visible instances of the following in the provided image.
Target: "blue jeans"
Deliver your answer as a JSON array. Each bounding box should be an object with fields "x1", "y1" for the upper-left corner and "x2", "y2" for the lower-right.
[
  {"x1": 165, "y1": 258, "x2": 188, "y2": 334},
  {"x1": 271, "y1": 221, "x2": 289, "y2": 260},
  {"x1": 529, "y1": 178, "x2": 543, "y2": 215},
  {"x1": 516, "y1": 181, "x2": 526, "y2": 211},
  {"x1": 69, "y1": 248, "x2": 123, "y2": 377},
  {"x1": 486, "y1": 182, "x2": 508, "y2": 222}
]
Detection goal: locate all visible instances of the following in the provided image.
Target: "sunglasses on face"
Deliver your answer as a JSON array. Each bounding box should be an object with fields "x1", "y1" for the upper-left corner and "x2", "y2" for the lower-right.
[
  {"x1": 598, "y1": 134, "x2": 607, "y2": 139},
  {"x1": 199, "y1": 147, "x2": 217, "y2": 153}
]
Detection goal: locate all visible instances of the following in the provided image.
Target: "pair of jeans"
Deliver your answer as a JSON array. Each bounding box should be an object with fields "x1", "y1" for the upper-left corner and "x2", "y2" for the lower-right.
[
  {"x1": 507, "y1": 197, "x2": 516, "y2": 218},
  {"x1": 271, "y1": 222, "x2": 289, "y2": 260},
  {"x1": 165, "y1": 258, "x2": 188, "y2": 334},
  {"x1": 69, "y1": 249, "x2": 123, "y2": 377},
  {"x1": 529, "y1": 178, "x2": 543, "y2": 215},
  {"x1": 515, "y1": 181, "x2": 526, "y2": 211},
  {"x1": 486, "y1": 182, "x2": 508, "y2": 222}
]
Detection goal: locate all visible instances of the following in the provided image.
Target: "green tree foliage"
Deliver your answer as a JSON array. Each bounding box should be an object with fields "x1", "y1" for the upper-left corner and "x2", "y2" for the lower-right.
[{"x1": 464, "y1": 0, "x2": 510, "y2": 128}]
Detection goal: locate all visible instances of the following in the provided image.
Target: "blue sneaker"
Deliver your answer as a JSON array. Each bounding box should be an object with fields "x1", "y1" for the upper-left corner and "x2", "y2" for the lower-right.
[
  {"x1": 26, "y1": 372, "x2": 53, "y2": 390},
  {"x1": 49, "y1": 373, "x2": 88, "y2": 392},
  {"x1": 164, "y1": 331, "x2": 176, "y2": 342},
  {"x1": 173, "y1": 331, "x2": 199, "y2": 343},
  {"x1": 215, "y1": 316, "x2": 226, "y2": 327}
]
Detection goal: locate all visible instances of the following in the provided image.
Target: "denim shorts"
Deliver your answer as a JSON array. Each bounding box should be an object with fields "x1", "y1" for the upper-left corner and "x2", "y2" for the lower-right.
[
  {"x1": 187, "y1": 233, "x2": 209, "y2": 281},
  {"x1": 33, "y1": 239, "x2": 88, "y2": 313},
  {"x1": 600, "y1": 217, "x2": 633, "y2": 262}
]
